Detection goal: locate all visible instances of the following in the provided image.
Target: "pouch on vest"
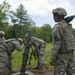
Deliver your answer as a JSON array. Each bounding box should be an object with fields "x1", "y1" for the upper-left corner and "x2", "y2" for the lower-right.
[{"x1": 60, "y1": 22, "x2": 75, "y2": 51}]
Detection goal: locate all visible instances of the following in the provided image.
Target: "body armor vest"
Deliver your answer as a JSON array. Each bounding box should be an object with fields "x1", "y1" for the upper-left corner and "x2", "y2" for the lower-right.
[{"x1": 59, "y1": 20, "x2": 75, "y2": 51}]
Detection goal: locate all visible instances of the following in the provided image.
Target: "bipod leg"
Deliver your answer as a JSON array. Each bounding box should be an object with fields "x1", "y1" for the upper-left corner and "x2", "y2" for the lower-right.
[
  {"x1": 44, "y1": 63, "x2": 52, "y2": 71},
  {"x1": 19, "y1": 72, "x2": 28, "y2": 75},
  {"x1": 27, "y1": 47, "x2": 33, "y2": 68}
]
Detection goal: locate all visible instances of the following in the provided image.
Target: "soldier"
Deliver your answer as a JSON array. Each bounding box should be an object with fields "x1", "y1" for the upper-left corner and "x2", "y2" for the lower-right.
[
  {"x1": 50, "y1": 7, "x2": 75, "y2": 75},
  {"x1": 0, "y1": 44, "x2": 9, "y2": 75},
  {"x1": 0, "y1": 38, "x2": 24, "y2": 75},
  {"x1": 31, "y1": 37, "x2": 46, "y2": 71},
  {"x1": 0, "y1": 31, "x2": 6, "y2": 44}
]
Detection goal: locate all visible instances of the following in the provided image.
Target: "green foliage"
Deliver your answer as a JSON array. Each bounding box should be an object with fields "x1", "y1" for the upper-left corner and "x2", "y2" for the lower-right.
[
  {"x1": 31, "y1": 26, "x2": 41, "y2": 37},
  {"x1": 0, "y1": 1, "x2": 35, "y2": 39},
  {"x1": 12, "y1": 50, "x2": 23, "y2": 68},
  {"x1": 10, "y1": 4, "x2": 35, "y2": 38},
  {"x1": 40, "y1": 24, "x2": 52, "y2": 42},
  {"x1": 1, "y1": 0, "x2": 75, "y2": 43},
  {"x1": 44, "y1": 43, "x2": 52, "y2": 64},
  {"x1": 0, "y1": 22, "x2": 11, "y2": 39},
  {"x1": 0, "y1": 0, "x2": 12, "y2": 39},
  {"x1": 0, "y1": 1, "x2": 53, "y2": 42},
  {"x1": 0, "y1": 0, "x2": 11, "y2": 22}
]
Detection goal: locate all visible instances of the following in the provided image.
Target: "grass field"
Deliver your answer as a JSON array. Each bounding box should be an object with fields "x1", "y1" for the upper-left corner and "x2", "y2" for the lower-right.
[{"x1": 12, "y1": 43, "x2": 52, "y2": 70}]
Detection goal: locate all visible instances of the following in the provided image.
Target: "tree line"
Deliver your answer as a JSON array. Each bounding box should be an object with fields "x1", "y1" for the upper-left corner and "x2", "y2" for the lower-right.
[{"x1": 0, "y1": 0, "x2": 75, "y2": 43}]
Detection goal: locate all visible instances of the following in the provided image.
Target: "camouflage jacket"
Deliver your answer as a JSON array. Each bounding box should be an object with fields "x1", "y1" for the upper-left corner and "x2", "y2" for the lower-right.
[
  {"x1": 0, "y1": 37, "x2": 6, "y2": 44},
  {"x1": 50, "y1": 20, "x2": 75, "y2": 62},
  {"x1": 31, "y1": 37, "x2": 46, "y2": 51},
  {"x1": 3, "y1": 38, "x2": 24, "y2": 55}
]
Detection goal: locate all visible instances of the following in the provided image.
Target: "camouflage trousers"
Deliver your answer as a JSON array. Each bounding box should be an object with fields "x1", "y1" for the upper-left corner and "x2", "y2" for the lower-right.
[
  {"x1": 38, "y1": 43, "x2": 46, "y2": 67},
  {"x1": 7, "y1": 54, "x2": 12, "y2": 70},
  {"x1": 54, "y1": 51, "x2": 75, "y2": 75},
  {"x1": 0, "y1": 68, "x2": 10, "y2": 75},
  {"x1": 0, "y1": 47, "x2": 9, "y2": 75}
]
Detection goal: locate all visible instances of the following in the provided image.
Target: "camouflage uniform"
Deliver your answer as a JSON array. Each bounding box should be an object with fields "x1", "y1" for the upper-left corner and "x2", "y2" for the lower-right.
[
  {"x1": 31, "y1": 37, "x2": 46, "y2": 68},
  {"x1": 0, "y1": 38, "x2": 24, "y2": 74},
  {"x1": 0, "y1": 43, "x2": 9, "y2": 75},
  {"x1": 0, "y1": 31, "x2": 6, "y2": 44},
  {"x1": 50, "y1": 7, "x2": 75, "y2": 75}
]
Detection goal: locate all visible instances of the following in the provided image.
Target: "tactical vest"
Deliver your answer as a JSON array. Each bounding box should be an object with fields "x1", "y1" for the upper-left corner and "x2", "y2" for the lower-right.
[
  {"x1": 3, "y1": 38, "x2": 16, "y2": 54},
  {"x1": 59, "y1": 20, "x2": 75, "y2": 51}
]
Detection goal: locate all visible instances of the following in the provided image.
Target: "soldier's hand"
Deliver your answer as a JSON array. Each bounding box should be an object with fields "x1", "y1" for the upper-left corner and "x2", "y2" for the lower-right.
[
  {"x1": 50, "y1": 61, "x2": 54, "y2": 66},
  {"x1": 32, "y1": 50, "x2": 36, "y2": 56}
]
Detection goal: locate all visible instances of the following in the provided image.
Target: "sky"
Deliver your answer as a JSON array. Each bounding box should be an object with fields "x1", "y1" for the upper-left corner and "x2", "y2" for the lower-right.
[{"x1": 0, "y1": 0, "x2": 75, "y2": 28}]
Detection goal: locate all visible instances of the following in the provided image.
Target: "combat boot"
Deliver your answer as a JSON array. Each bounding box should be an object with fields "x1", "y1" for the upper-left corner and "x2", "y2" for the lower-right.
[
  {"x1": 0, "y1": 68, "x2": 10, "y2": 75},
  {"x1": 33, "y1": 65, "x2": 40, "y2": 69},
  {"x1": 20, "y1": 72, "x2": 28, "y2": 75}
]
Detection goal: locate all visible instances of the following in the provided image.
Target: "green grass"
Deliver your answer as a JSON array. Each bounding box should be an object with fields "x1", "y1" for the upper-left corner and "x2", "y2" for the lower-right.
[{"x1": 12, "y1": 43, "x2": 52, "y2": 70}]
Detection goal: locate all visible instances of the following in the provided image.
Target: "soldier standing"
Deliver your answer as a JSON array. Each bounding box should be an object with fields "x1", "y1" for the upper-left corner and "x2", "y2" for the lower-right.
[
  {"x1": 50, "y1": 7, "x2": 75, "y2": 75},
  {"x1": 31, "y1": 37, "x2": 46, "y2": 71},
  {"x1": 0, "y1": 38, "x2": 24, "y2": 75}
]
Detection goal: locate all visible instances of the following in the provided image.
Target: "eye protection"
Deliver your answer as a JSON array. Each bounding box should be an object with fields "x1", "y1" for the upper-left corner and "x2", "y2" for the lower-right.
[{"x1": 53, "y1": 13, "x2": 58, "y2": 17}]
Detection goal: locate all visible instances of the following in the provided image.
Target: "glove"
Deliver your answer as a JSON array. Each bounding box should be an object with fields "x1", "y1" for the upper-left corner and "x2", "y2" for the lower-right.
[
  {"x1": 32, "y1": 50, "x2": 38, "y2": 57},
  {"x1": 32, "y1": 50, "x2": 36, "y2": 56},
  {"x1": 50, "y1": 61, "x2": 54, "y2": 66},
  {"x1": 50, "y1": 58, "x2": 55, "y2": 66}
]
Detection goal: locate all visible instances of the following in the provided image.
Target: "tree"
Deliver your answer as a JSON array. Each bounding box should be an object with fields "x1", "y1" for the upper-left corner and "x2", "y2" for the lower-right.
[
  {"x1": 0, "y1": 0, "x2": 11, "y2": 22},
  {"x1": 40, "y1": 24, "x2": 52, "y2": 42},
  {"x1": 0, "y1": 0, "x2": 12, "y2": 39},
  {"x1": 31, "y1": 26, "x2": 41, "y2": 37},
  {"x1": 10, "y1": 4, "x2": 35, "y2": 38}
]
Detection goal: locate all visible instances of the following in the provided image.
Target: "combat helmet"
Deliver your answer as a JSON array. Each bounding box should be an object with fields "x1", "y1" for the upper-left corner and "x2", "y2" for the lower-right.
[
  {"x1": 31, "y1": 37, "x2": 35, "y2": 41},
  {"x1": 52, "y1": 7, "x2": 67, "y2": 16},
  {"x1": 17, "y1": 38, "x2": 23, "y2": 43},
  {"x1": 0, "y1": 31, "x2": 5, "y2": 36}
]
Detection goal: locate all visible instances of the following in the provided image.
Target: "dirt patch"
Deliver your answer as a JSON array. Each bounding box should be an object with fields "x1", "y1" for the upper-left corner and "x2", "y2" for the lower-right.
[
  {"x1": 27, "y1": 68, "x2": 54, "y2": 75},
  {"x1": 33, "y1": 70, "x2": 53, "y2": 75},
  {"x1": 12, "y1": 67, "x2": 54, "y2": 75}
]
